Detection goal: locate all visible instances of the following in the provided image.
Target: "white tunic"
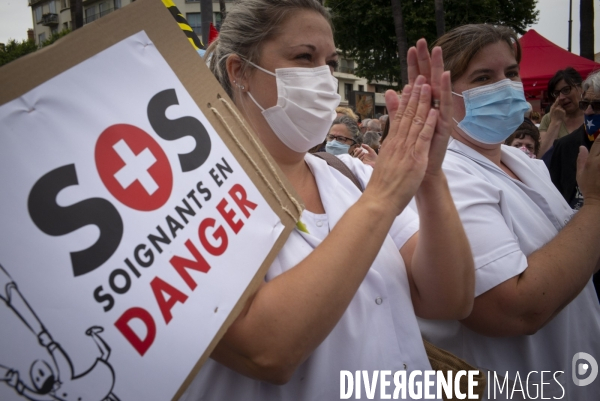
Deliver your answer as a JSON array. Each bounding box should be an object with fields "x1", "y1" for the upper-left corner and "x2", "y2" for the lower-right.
[
  {"x1": 181, "y1": 154, "x2": 436, "y2": 401},
  {"x1": 419, "y1": 139, "x2": 600, "y2": 400}
]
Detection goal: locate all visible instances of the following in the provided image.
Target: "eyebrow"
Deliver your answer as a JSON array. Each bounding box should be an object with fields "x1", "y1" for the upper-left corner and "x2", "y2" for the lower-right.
[
  {"x1": 291, "y1": 44, "x2": 338, "y2": 58},
  {"x1": 467, "y1": 64, "x2": 519, "y2": 79}
]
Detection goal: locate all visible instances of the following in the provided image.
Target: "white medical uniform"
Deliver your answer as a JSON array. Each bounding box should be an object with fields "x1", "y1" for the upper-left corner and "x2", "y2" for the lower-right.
[
  {"x1": 419, "y1": 139, "x2": 600, "y2": 400},
  {"x1": 181, "y1": 154, "x2": 439, "y2": 401}
]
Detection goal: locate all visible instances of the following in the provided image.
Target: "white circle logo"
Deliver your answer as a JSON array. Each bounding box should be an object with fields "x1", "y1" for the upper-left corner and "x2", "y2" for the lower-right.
[{"x1": 572, "y1": 352, "x2": 598, "y2": 386}]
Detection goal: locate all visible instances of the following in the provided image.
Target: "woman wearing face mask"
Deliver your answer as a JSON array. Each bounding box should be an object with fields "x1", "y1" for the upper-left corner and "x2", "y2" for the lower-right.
[
  {"x1": 504, "y1": 120, "x2": 541, "y2": 159},
  {"x1": 417, "y1": 24, "x2": 600, "y2": 400},
  {"x1": 324, "y1": 115, "x2": 361, "y2": 156},
  {"x1": 180, "y1": 1, "x2": 474, "y2": 400}
]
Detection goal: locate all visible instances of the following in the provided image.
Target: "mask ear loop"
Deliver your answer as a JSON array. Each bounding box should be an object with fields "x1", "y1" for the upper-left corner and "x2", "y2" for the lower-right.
[
  {"x1": 208, "y1": 96, "x2": 303, "y2": 222},
  {"x1": 247, "y1": 92, "x2": 266, "y2": 112},
  {"x1": 451, "y1": 91, "x2": 464, "y2": 125}
]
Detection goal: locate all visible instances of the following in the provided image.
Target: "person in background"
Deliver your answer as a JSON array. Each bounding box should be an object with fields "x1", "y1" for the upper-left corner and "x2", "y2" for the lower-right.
[
  {"x1": 325, "y1": 115, "x2": 361, "y2": 156},
  {"x1": 379, "y1": 114, "x2": 389, "y2": 132},
  {"x1": 353, "y1": 131, "x2": 380, "y2": 167},
  {"x1": 358, "y1": 117, "x2": 370, "y2": 134},
  {"x1": 504, "y1": 120, "x2": 541, "y2": 159},
  {"x1": 365, "y1": 118, "x2": 382, "y2": 132},
  {"x1": 361, "y1": 131, "x2": 380, "y2": 153},
  {"x1": 186, "y1": 2, "x2": 475, "y2": 400},
  {"x1": 530, "y1": 111, "x2": 541, "y2": 125},
  {"x1": 538, "y1": 67, "x2": 585, "y2": 157},
  {"x1": 550, "y1": 69, "x2": 600, "y2": 210},
  {"x1": 419, "y1": 24, "x2": 600, "y2": 400},
  {"x1": 335, "y1": 106, "x2": 358, "y2": 121},
  {"x1": 549, "y1": 70, "x2": 600, "y2": 302}
]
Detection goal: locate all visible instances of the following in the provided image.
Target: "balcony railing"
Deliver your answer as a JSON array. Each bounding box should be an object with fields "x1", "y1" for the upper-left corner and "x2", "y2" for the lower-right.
[
  {"x1": 338, "y1": 66, "x2": 355, "y2": 74},
  {"x1": 41, "y1": 13, "x2": 59, "y2": 26},
  {"x1": 85, "y1": 7, "x2": 114, "y2": 24}
]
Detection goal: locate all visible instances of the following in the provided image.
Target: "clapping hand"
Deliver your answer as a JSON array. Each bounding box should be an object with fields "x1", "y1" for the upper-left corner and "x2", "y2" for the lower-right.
[{"x1": 385, "y1": 39, "x2": 453, "y2": 178}]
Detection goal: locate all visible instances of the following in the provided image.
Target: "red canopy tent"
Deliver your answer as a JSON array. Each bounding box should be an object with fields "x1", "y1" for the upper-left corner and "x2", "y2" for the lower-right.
[{"x1": 519, "y1": 29, "x2": 600, "y2": 97}]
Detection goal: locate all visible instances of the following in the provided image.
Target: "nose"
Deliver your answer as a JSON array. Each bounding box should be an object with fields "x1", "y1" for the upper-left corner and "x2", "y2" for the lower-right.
[{"x1": 584, "y1": 104, "x2": 595, "y2": 115}]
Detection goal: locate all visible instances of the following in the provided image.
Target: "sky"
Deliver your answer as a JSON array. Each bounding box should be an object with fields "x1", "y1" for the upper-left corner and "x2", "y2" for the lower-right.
[{"x1": 0, "y1": 0, "x2": 599, "y2": 55}]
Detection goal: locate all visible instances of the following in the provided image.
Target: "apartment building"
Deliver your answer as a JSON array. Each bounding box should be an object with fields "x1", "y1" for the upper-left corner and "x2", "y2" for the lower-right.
[{"x1": 28, "y1": 0, "x2": 230, "y2": 46}]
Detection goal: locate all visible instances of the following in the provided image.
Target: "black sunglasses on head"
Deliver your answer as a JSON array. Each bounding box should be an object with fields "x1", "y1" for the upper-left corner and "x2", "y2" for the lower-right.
[{"x1": 579, "y1": 100, "x2": 600, "y2": 112}]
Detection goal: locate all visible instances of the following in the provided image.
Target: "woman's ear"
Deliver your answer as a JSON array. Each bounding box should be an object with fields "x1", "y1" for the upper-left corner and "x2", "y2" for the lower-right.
[{"x1": 226, "y1": 54, "x2": 247, "y2": 93}]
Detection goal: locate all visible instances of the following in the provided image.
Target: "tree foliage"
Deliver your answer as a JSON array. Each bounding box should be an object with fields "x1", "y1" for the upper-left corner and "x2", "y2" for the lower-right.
[
  {"x1": 1, "y1": 29, "x2": 71, "y2": 68},
  {"x1": 0, "y1": 39, "x2": 38, "y2": 67},
  {"x1": 327, "y1": 0, "x2": 539, "y2": 88}
]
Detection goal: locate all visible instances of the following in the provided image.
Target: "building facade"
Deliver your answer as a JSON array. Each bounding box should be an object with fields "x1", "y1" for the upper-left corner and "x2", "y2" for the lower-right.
[
  {"x1": 28, "y1": 0, "x2": 230, "y2": 47},
  {"x1": 334, "y1": 56, "x2": 396, "y2": 117}
]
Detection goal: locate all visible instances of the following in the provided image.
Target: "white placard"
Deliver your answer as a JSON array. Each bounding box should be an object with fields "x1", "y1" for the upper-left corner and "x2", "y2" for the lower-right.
[{"x1": 0, "y1": 31, "x2": 283, "y2": 401}]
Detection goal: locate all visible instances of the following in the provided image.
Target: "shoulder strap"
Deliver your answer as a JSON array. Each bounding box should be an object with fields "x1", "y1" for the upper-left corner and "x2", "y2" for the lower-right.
[{"x1": 313, "y1": 152, "x2": 363, "y2": 192}]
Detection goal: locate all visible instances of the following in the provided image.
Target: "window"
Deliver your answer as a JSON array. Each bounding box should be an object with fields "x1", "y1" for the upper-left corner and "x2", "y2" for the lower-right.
[
  {"x1": 61, "y1": 0, "x2": 70, "y2": 9},
  {"x1": 344, "y1": 83, "x2": 353, "y2": 100},
  {"x1": 339, "y1": 59, "x2": 355, "y2": 74},
  {"x1": 35, "y1": 7, "x2": 42, "y2": 23},
  {"x1": 214, "y1": 12, "x2": 222, "y2": 30},
  {"x1": 358, "y1": 85, "x2": 364, "y2": 92},
  {"x1": 186, "y1": 12, "x2": 201, "y2": 35},
  {"x1": 114, "y1": 0, "x2": 121, "y2": 9},
  {"x1": 38, "y1": 32, "x2": 46, "y2": 43},
  {"x1": 49, "y1": 1, "x2": 56, "y2": 14},
  {"x1": 85, "y1": 5, "x2": 97, "y2": 23}
]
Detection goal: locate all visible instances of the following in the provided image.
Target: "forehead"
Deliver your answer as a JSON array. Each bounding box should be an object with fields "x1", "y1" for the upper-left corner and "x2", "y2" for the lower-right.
[
  {"x1": 514, "y1": 136, "x2": 535, "y2": 144},
  {"x1": 330, "y1": 124, "x2": 351, "y2": 137},
  {"x1": 464, "y1": 41, "x2": 516, "y2": 73},
  {"x1": 554, "y1": 79, "x2": 570, "y2": 90},
  {"x1": 268, "y1": 10, "x2": 335, "y2": 51},
  {"x1": 583, "y1": 88, "x2": 600, "y2": 100}
]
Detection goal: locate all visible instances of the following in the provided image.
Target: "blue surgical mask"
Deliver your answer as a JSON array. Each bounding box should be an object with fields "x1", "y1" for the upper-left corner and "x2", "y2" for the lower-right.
[
  {"x1": 584, "y1": 114, "x2": 600, "y2": 141},
  {"x1": 453, "y1": 79, "x2": 530, "y2": 145},
  {"x1": 325, "y1": 140, "x2": 350, "y2": 156}
]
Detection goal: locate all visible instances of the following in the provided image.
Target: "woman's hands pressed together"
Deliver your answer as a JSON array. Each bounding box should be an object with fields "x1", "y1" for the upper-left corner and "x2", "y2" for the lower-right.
[{"x1": 363, "y1": 76, "x2": 438, "y2": 215}]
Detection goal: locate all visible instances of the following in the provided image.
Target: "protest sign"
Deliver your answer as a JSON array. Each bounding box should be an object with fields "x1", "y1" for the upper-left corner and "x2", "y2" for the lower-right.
[{"x1": 0, "y1": 0, "x2": 302, "y2": 399}]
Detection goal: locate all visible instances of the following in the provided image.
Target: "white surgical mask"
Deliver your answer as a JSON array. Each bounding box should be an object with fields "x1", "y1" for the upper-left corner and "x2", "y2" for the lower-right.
[{"x1": 244, "y1": 60, "x2": 341, "y2": 153}]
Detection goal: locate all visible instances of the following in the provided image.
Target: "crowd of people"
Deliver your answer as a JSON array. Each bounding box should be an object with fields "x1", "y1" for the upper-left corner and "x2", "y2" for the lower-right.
[{"x1": 177, "y1": 0, "x2": 600, "y2": 400}]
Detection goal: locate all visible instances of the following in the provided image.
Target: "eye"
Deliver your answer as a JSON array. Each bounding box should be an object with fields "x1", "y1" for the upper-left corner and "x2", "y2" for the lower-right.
[
  {"x1": 295, "y1": 53, "x2": 312, "y2": 61},
  {"x1": 473, "y1": 75, "x2": 489, "y2": 83},
  {"x1": 506, "y1": 70, "x2": 520, "y2": 79}
]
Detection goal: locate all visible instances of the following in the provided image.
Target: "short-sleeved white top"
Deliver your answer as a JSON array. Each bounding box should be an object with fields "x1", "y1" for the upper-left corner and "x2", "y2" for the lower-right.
[
  {"x1": 419, "y1": 138, "x2": 600, "y2": 400},
  {"x1": 181, "y1": 154, "x2": 435, "y2": 401}
]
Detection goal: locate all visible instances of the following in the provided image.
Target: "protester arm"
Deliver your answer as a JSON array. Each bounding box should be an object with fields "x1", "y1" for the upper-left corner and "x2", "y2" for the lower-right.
[
  {"x1": 211, "y1": 79, "x2": 438, "y2": 384},
  {"x1": 462, "y1": 144, "x2": 600, "y2": 337}
]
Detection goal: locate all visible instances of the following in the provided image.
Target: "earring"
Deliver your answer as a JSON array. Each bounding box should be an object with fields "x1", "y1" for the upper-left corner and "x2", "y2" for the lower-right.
[{"x1": 233, "y1": 80, "x2": 245, "y2": 90}]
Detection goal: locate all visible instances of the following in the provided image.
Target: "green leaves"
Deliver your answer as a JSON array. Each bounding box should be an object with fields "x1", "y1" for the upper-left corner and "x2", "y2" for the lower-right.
[
  {"x1": 327, "y1": 0, "x2": 539, "y2": 87},
  {"x1": 1, "y1": 29, "x2": 71, "y2": 68}
]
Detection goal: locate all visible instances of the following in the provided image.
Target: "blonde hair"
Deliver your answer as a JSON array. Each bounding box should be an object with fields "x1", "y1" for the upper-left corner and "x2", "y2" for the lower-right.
[
  {"x1": 204, "y1": 0, "x2": 331, "y2": 97},
  {"x1": 336, "y1": 106, "x2": 358, "y2": 121},
  {"x1": 434, "y1": 24, "x2": 521, "y2": 83}
]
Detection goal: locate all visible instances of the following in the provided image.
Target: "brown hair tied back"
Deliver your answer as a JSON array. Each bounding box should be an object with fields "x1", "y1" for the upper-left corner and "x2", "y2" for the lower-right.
[{"x1": 433, "y1": 24, "x2": 521, "y2": 83}]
